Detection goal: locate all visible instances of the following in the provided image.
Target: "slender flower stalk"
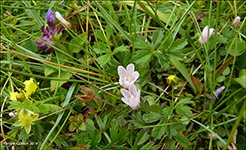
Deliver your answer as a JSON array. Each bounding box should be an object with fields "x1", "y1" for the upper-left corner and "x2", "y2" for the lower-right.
[
  {"x1": 118, "y1": 63, "x2": 139, "y2": 89},
  {"x1": 120, "y1": 84, "x2": 141, "y2": 110},
  {"x1": 198, "y1": 25, "x2": 215, "y2": 44},
  {"x1": 233, "y1": 16, "x2": 240, "y2": 27}
]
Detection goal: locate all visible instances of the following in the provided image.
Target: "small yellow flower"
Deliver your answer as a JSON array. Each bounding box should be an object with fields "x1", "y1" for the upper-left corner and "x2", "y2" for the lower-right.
[
  {"x1": 167, "y1": 75, "x2": 179, "y2": 86},
  {"x1": 24, "y1": 78, "x2": 38, "y2": 96},
  {"x1": 10, "y1": 92, "x2": 19, "y2": 101}
]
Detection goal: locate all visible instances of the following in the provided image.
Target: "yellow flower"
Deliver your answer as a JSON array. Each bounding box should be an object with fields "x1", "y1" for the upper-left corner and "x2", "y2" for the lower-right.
[
  {"x1": 167, "y1": 75, "x2": 179, "y2": 86},
  {"x1": 10, "y1": 92, "x2": 19, "y2": 101},
  {"x1": 24, "y1": 78, "x2": 37, "y2": 96}
]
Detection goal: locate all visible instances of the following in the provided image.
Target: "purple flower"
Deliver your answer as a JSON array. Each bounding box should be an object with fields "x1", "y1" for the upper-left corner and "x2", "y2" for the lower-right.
[
  {"x1": 198, "y1": 25, "x2": 215, "y2": 44},
  {"x1": 120, "y1": 84, "x2": 141, "y2": 110},
  {"x1": 118, "y1": 63, "x2": 139, "y2": 89},
  {"x1": 35, "y1": 10, "x2": 64, "y2": 53},
  {"x1": 206, "y1": 86, "x2": 225, "y2": 107},
  {"x1": 233, "y1": 16, "x2": 240, "y2": 27},
  {"x1": 45, "y1": 9, "x2": 56, "y2": 22}
]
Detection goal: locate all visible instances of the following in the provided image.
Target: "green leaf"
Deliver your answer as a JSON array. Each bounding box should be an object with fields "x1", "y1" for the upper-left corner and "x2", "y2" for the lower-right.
[
  {"x1": 134, "y1": 50, "x2": 152, "y2": 64},
  {"x1": 176, "y1": 106, "x2": 192, "y2": 117},
  {"x1": 151, "y1": 119, "x2": 165, "y2": 140},
  {"x1": 50, "y1": 71, "x2": 73, "y2": 91},
  {"x1": 167, "y1": 51, "x2": 185, "y2": 60},
  {"x1": 169, "y1": 38, "x2": 188, "y2": 51},
  {"x1": 25, "y1": 123, "x2": 32, "y2": 134},
  {"x1": 140, "y1": 141, "x2": 159, "y2": 150},
  {"x1": 161, "y1": 31, "x2": 173, "y2": 52},
  {"x1": 45, "y1": 66, "x2": 57, "y2": 76},
  {"x1": 69, "y1": 33, "x2": 88, "y2": 53},
  {"x1": 169, "y1": 57, "x2": 197, "y2": 94},
  {"x1": 165, "y1": 138, "x2": 175, "y2": 149},
  {"x1": 25, "y1": 39, "x2": 37, "y2": 53},
  {"x1": 79, "y1": 122, "x2": 86, "y2": 131},
  {"x1": 155, "y1": 52, "x2": 169, "y2": 70},
  {"x1": 226, "y1": 37, "x2": 246, "y2": 56},
  {"x1": 95, "y1": 30, "x2": 106, "y2": 42},
  {"x1": 176, "y1": 98, "x2": 194, "y2": 106},
  {"x1": 162, "y1": 106, "x2": 173, "y2": 117},
  {"x1": 166, "y1": 125, "x2": 177, "y2": 138},
  {"x1": 173, "y1": 135, "x2": 189, "y2": 148},
  {"x1": 152, "y1": 30, "x2": 164, "y2": 49},
  {"x1": 98, "y1": 54, "x2": 111, "y2": 67},
  {"x1": 143, "y1": 112, "x2": 163, "y2": 123},
  {"x1": 234, "y1": 75, "x2": 246, "y2": 89},
  {"x1": 217, "y1": 35, "x2": 228, "y2": 43},
  {"x1": 136, "y1": 130, "x2": 149, "y2": 145},
  {"x1": 112, "y1": 45, "x2": 128, "y2": 55}
]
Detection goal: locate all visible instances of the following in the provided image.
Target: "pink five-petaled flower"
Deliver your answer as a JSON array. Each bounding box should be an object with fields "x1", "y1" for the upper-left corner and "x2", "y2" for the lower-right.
[
  {"x1": 198, "y1": 25, "x2": 215, "y2": 44},
  {"x1": 120, "y1": 84, "x2": 140, "y2": 110},
  {"x1": 118, "y1": 63, "x2": 139, "y2": 89},
  {"x1": 233, "y1": 16, "x2": 240, "y2": 27}
]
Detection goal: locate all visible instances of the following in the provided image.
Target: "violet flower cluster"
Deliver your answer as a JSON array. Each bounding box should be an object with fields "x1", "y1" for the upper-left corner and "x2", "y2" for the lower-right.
[
  {"x1": 35, "y1": 9, "x2": 64, "y2": 53},
  {"x1": 206, "y1": 86, "x2": 225, "y2": 107},
  {"x1": 118, "y1": 64, "x2": 140, "y2": 110}
]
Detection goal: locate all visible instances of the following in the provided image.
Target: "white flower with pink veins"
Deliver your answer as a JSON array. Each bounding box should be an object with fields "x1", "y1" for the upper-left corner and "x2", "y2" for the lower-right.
[{"x1": 118, "y1": 63, "x2": 139, "y2": 89}]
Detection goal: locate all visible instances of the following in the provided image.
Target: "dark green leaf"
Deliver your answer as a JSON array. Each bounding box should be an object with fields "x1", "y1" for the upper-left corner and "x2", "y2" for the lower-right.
[
  {"x1": 226, "y1": 37, "x2": 246, "y2": 56},
  {"x1": 143, "y1": 112, "x2": 163, "y2": 123},
  {"x1": 152, "y1": 30, "x2": 164, "y2": 49},
  {"x1": 140, "y1": 141, "x2": 159, "y2": 150},
  {"x1": 167, "y1": 51, "x2": 185, "y2": 60},
  {"x1": 176, "y1": 98, "x2": 194, "y2": 106},
  {"x1": 112, "y1": 45, "x2": 128, "y2": 55},
  {"x1": 155, "y1": 52, "x2": 169, "y2": 70},
  {"x1": 136, "y1": 130, "x2": 149, "y2": 145},
  {"x1": 169, "y1": 38, "x2": 188, "y2": 51},
  {"x1": 134, "y1": 50, "x2": 152, "y2": 64},
  {"x1": 174, "y1": 135, "x2": 189, "y2": 148},
  {"x1": 98, "y1": 54, "x2": 111, "y2": 67},
  {"x1": 176, "y1": 106, "x2": 192, "y2": 117}
]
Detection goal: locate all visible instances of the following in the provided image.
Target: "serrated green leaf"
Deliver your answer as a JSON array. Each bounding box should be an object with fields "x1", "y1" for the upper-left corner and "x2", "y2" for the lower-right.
[
  {"x1": 69, "y1": 33, "x2": 88, "y2": 53},
  {"x1": 136, "y1": 130, "x2": 149, "y2": 145},
  {"x1": 176, "y1": 106, "x2": 192, "y2": 117},
  {"x1": 95, "y1": 30, "x2": 106, "y2": 42},
  {"x1": 174, "y1": 135, "x2": 189, "y2": 148},
  {"x1": 155, "y1": 52, "x2": 169, "y2": 70},
  {"x1": 162, "y1": 106, "x2": 173, "y2": 117},
  {"x1": 169, "y1": 38, "x2": 188, "y2": 51},
  {"x1": 167, "y1": 51, "x2": 185, "y2": 60},
  {"x1": 112, "y1": 45, "x2": 128, "y2": 55},
  {"x1": 140, "y1": 141, "x2": 158, "y2": 150},
  {"x1": 143, "y1": 112, "x2": 163, "y2": 123},
  {"x1": 98, "y1": 54, "x2": 111, "y2": 67},
  {"x1": 134, "y1": 50, "x2": 152, "y2": 64},
  {"x1": 151, "y1": 119, "x2": 165, "y2": 140},
  {"x1": 176, "y1": 98, "x2": 194, "y2": 106},
  {"x1": 152, "y1": 30, "x2": 164, "y2": 49}
]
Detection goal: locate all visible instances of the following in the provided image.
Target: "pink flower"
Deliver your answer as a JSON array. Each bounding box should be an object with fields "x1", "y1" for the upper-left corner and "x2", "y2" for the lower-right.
[
  {"x1": 198, "y1": 25, "x2": 215, "y2": 44},
  {"x1": 233, "y1": 16, "x2": 240, "y2": 27},
  {"x1": 120, "y1": 84, "x2": 140, "y2": 110},
  {"x1": 118, "y1": 63, "x2": 139, "y2": 89}
]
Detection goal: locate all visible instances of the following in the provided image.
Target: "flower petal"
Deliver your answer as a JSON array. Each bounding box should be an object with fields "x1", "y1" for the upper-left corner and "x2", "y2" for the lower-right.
[
  {"x1": 129, "y1": 84, "x2": 137, "y2": 97},
  {"x1": 120, "y1": 89, "x2": 132, "y2": 100},
  {"x1": 118, "y1": 66, "x2": 126, "y2": 78},
  {"x1": 126, "y1": 64, "x2": 134, "y2": 78},
  {"x1": 132, "y1": 71, "x2": 139, "y2": 82}
]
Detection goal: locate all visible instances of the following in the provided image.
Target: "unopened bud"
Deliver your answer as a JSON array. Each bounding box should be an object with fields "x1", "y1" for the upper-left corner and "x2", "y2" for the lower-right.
[
  {"x1": 167, "y1": 75, "x2": 179, "y2": 86},
  {"x1": 198, "y1": 25, "x2": 215, "y2": 44},
  {"x1": 233, "y1": 16, "x2": 240, "y2": 27},
  {"x1": 55, "y1": 11, "x2": 72, "y2": 29},
  {"x1": 208, "y1": 133, "x2": 216, "y2": 140}
]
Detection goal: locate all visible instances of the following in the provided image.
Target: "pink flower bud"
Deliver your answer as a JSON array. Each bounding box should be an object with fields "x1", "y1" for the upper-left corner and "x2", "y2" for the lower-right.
[
  {"x1": 198, "y1": 25, "x2": 215, "y2": 44},
  {"x1": 208, "y1": 133, "x2": 216, "y2": 139},
  {"x1": 9, "y1": 112, "x2": 16, "y2": 117},
  {"x1": 233, "y1": 16, "x2": 240, "y2": 27},
  {"x1": 55, "y1": 11, "x2": 72, "y2": 29}
]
